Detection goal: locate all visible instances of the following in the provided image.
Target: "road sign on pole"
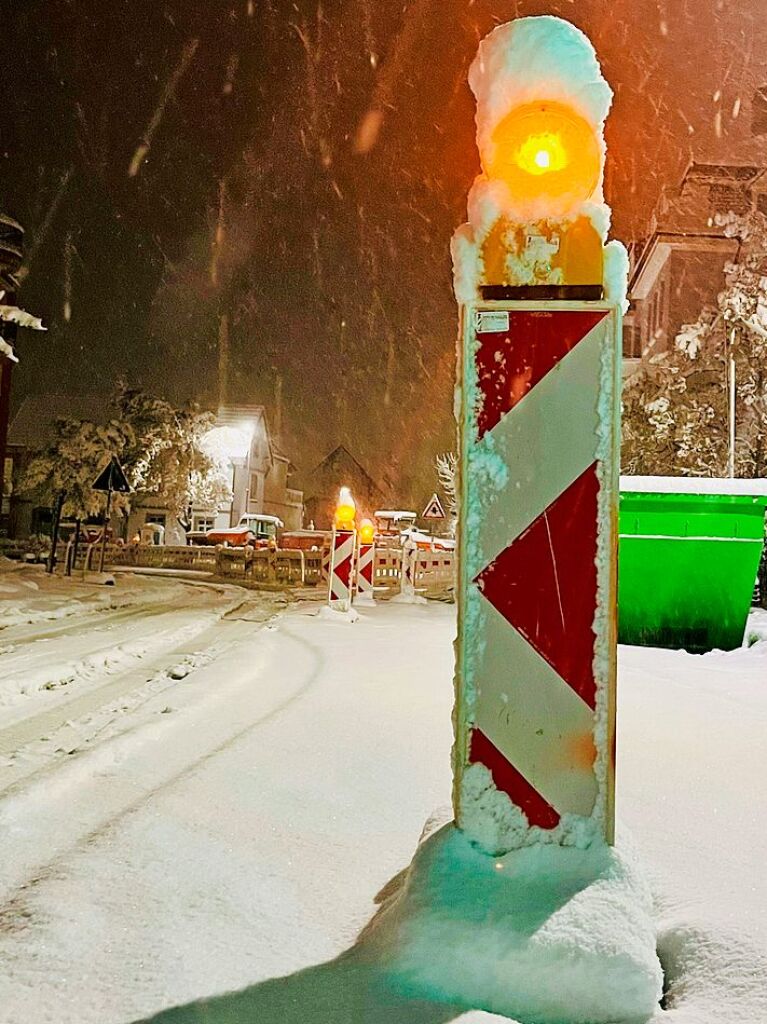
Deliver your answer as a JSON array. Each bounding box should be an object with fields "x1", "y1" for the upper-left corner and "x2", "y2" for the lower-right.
[
  {"x1": 422, "y1": 493, "x2": 446, "y2": 520},
  {"x1": 92, "y1": 456, "x2": 131, "y2": 494},
  {"x1": 92, "y1": 456, "x2": 131, "y2": 573}
]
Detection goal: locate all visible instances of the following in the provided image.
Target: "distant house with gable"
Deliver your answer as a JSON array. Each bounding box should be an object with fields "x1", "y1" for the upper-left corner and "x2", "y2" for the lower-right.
[
  {"x1": 186, "y1": 404, "x2": 303, "y2": 535},
  {"x1": 298, "y1": 445, "x2": 387, "y2": 529}
]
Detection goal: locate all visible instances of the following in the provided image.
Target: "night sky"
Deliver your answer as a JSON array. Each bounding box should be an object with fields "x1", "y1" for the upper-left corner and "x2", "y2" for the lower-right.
[{"x1": 3, "y1": 0, "x2": 766, "y2": 502}]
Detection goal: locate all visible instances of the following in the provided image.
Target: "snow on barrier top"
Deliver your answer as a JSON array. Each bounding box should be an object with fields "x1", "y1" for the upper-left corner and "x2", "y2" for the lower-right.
[{"x1": 620, "y1": 476, "x2": 767, "y2": 496}]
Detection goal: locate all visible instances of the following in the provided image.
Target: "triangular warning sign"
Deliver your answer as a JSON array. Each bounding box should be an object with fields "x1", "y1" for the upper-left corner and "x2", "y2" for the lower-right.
[
  {"x1": 422, "y1": 493, "x2": 446, "y2": 520},
  {"x1": 92, "y1": 456, "x2": 131, "y2": 493}
]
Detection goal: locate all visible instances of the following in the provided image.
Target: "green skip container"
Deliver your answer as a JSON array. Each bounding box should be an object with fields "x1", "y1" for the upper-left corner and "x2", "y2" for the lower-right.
[{"x1": 619, "y1": 477, "x2": 767, "y2": 653}]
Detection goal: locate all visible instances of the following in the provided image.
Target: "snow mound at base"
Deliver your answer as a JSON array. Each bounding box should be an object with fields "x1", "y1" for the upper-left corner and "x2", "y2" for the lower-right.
[
  {"x1": 369, "y1": 818, "x2": 662, "y2": 1024},
  {"x1": 390, "y1": 592, "x2": 428, "y2": 605},
  {"x1": 657, "y1": 918, "x2": 767, "y2": 1023},
  {"x1": 316, "y1": 605, "x2": 360, "y2": 624}
]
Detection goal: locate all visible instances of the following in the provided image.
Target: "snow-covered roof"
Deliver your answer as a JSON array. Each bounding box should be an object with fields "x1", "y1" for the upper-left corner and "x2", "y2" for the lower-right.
[
  {"x1": 0, "y1": 304, "x2": 45, "y2": 332},
  {"x1": 0, "y1": 336, "x2": 17, "y2": 362},
  {"x1": 238, "y1": 514, "x2": 284, "y2": 526},
  {"x1": 374, "y1": 510, "x2": 417, "y2": 520},
  {"x1": 8, "y1": 394, "x2": 110, "y2": 448},
  {"x1": 620, "y1": 475, "x2": 767, "y2": 496}
]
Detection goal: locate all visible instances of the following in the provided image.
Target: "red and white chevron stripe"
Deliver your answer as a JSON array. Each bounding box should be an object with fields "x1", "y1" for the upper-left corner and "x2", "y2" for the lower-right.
[
  {"x1": 356, "y1": 542, "x2": 375, "y2": 602},
  {"x1": 328, "y1": 529, "x2": 356, "y2": 612},
  {"x1": 455, "y1": 303, "x2": 620, "y2": 850}
]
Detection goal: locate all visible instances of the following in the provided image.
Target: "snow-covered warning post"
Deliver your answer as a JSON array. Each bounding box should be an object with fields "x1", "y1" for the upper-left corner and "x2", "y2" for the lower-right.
[{"x1": 452, "y1": 16, "x2": 627, "y2": 854}]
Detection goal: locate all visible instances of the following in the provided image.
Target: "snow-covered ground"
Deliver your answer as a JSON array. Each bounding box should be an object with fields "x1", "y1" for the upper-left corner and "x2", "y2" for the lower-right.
[
  {"x1": 0, "y1": 556, "x2": 208, "y2": 630},
  {"x1": 0, "y1": 584, "x2": 764, "y2": 1023}
]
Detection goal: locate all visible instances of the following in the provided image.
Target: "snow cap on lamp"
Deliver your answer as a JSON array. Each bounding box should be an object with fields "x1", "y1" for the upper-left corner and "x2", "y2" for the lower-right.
[
  {"x1": 470, "y1": 17, "x2": 612, "y2": 194},
  {"x1": 451, "y1": 16, "x2": 628, "y2": 310}
]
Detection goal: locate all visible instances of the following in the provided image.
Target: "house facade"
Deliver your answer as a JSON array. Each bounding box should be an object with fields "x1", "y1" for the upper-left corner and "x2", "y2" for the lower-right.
[
  {"x1": 622, "y1": 163, "x2": 767, "y2": 376},
  {"x1": 8, "y1": 398, "x2": 303, "y2": 541}
]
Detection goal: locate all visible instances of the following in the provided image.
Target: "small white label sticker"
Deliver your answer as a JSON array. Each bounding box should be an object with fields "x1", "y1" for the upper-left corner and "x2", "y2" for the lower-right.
[{"x1": 475, "y1": 310, "x2": 509, "y2": 333}]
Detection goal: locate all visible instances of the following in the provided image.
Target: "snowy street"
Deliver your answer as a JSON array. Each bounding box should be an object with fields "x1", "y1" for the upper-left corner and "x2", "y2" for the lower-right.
[{"x1": 0, "y1": 577, "x2": 765, "y2": 1023}]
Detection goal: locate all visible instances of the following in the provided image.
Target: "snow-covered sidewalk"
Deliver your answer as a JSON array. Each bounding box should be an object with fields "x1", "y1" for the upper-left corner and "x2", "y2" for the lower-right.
[
  {"x1": 0, "y1": 557, "x2": 213, "y2": 631},
  {"x1": 0, "y1": 600, "x2": 764, "y2": 1023}
]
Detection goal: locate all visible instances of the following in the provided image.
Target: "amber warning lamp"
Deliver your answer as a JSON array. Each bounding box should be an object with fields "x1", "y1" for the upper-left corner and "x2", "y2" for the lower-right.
[
  {"x1": 359, "y1": 519, "x2": 375, "y2": 545},
  {"x1": 480, "y1": 100, "x2": 606, "y2": 302},
  {"x1": 334, "y1": 487, "x2": 357, "y2": 531}
]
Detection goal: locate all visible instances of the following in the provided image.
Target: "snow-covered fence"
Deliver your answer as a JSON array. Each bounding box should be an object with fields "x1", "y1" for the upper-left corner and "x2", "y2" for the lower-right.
[
  {"x1": 58, "y1": 537, "x2": 454, "y2": 596},
  {"x1": 275, "y1": 550, "x2": 306, "y2": 585},
  {"x1": 115, "y1": 545, "x2": 218, "y2": 571},
  {"x1": 214, "y1": 547, "x2": 307, "y2": 587},
  {"x1": 373, "y1": 548, "x2": 402, "y2": 590},
  {"x1": 412, "y1": 551, "x2": 455, "y2": 597},
  {"x1": 0, "y1": 539, "x2": 32, "y2": 561},
  {"x1": 304, "y1": 550, "x2": 324, "y2": 586},
  {"x1": 215, "y1": 546, "x2": 252, "y2": 578},
  {"x1": 373, "y1": 548, "x2": 454, "y2": 598}
]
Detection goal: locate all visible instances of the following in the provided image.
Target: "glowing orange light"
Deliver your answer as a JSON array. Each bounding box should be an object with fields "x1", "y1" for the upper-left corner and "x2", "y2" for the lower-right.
[
  {"x1": 486, "y1": 101, "x2": 601, "y2": 213},
  {"x1": 516, "y1": 132, "x2": 568, "y2": 176},
  {"x1": 334, "y1": 486, "x2": 356, "y2": 531},
  {"x1": 359, "y1": 519, "x2": 375, "y2": 545}
]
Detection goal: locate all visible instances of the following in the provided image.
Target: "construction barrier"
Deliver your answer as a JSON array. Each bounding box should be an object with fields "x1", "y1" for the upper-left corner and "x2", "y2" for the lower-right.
[
  {"x1": 356, "y1": 542, "x2": 375, "y2": 602},
  {"x1": 454, "y1": 303, "x2": 621, "y2": 850},
  {"x1": 374, "y1": 547, "x2": 402, "y2": 589},
  {"x1": 399, "y1": 537, "x2": 418, "y2": 600},
  {"x1": 13, "y1": 537, "x2": 453, "y2": 597},
  {"x1": 328, "y1": 529, "x2": 356, "y2": 612}
]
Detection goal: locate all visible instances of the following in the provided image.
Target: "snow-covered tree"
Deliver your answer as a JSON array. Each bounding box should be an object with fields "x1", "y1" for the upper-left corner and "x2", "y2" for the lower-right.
[
  {"x1": 435, "y1": 451, "x2": 458, "y2": 536},
  {"x1": 22, "y1": 417, "x2": 134, "y2": 521},
  {"x1": 22, "y1": 384, "x2": 232, "y2": 525},
  {"x1": 623, "y1": 210, "x2": 767, "y2": 477}
]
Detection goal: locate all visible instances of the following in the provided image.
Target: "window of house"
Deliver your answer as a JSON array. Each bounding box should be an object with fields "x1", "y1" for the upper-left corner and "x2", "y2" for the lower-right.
[
  {"x1": 193, "y1": 516, "x2": 215, "y2": 532},
  {"x1": 145, "y1": 513, "x2": 166, "y2": 527}
]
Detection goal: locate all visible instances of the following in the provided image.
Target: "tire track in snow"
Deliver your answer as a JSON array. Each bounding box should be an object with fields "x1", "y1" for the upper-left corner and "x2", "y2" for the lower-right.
[{"x1": 0, "y1": 618, "x2": 323, "y2": 909}]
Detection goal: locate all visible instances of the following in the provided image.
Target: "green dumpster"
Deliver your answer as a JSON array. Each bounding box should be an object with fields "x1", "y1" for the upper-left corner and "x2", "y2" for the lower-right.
[{"x1": 618, "y1": 477, "x2": 767, "y2": 652}]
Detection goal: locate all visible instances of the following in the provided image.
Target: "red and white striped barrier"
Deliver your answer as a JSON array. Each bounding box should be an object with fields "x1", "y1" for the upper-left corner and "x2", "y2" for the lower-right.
[
  {"x1": 328, "y1": 528, "x2": 356, "y2": 612},
  {"x1": 399, "y1": 536, "x2": 418, "y2": 601},
  {"x1": 454, "y1": 303, "x2": 620, "y2": 851},
  {"x1": 356, "y1": 542, "x2": 375, "y2": 603}
]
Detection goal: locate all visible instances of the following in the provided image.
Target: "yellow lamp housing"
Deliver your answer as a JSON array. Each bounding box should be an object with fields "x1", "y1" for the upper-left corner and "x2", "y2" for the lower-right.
[
  {"x1": 359, "y1": 519, "x2": 375, "y2": 545},
  {"x1": 334, "y1": 486, "x2": 357, "y2": 531},
  {"x1": 486, "y1": 101, "x2": 602, "y2": 215}
]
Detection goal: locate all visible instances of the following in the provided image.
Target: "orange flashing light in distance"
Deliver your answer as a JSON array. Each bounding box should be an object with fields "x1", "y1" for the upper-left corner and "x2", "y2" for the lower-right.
[{"x1": 359, "y1": 519, "x2": 375, "y2": 545}]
